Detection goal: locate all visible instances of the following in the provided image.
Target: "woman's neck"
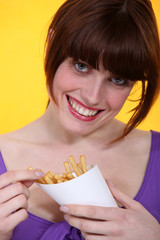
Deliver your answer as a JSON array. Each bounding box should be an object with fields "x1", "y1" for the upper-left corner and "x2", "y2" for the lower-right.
[{"x1": 40, "y1": 105, "x2": 126, "y2": 147}]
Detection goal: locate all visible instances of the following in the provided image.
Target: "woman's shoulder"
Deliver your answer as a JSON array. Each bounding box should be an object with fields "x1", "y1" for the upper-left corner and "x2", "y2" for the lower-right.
[
  {"x1": 0, "y1": 117, "x2": 45, "y2": 145},
  {"x1": 129, "y1": 128, "x2": 160, "y2": 143},
  {"x1": 0, "y1": 124, "x2": 33, "y2": 147},
  {"x1": 126, "y1": 128, "x2": 151, "y2": 143},
  {"x1": 0, "y1": 132, "x2": 21, "y2": 170},
  {"x1": 125, "y1": 128, "x2": 160, "y2": 159},
  {"x1": 0, "y1": 119, "x2": 45, "y2": 169},
  {"x1": 124, "y1": 128, "x2": 151, "y2": 158},
  {"x1": 0, "y1": 132, "x2": 17, "y2": 152},
  {"x1": 0, "y1": 128, "x2": 29, "y2": 166}
]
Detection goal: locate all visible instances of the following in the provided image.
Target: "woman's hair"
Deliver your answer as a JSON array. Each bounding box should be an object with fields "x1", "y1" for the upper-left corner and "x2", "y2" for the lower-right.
[{"x1": 44, "y1": 0, "x2": 160, "y2": 140}]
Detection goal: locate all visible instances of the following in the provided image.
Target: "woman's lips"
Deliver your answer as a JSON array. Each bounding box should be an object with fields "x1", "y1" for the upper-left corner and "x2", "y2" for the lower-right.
[{"x1": 67, "y1": 95, "x2": 104, "y2": 122}]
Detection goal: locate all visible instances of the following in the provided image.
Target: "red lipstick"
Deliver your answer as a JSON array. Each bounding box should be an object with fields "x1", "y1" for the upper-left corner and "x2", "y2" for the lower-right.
[{"x1": 67, "y1": 95, "x2": 104, "y2": 122}]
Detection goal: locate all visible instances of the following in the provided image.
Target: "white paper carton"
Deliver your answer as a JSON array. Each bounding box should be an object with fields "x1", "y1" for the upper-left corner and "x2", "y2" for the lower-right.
[{"x1": 37, "y1": 165, "x2": 118, "y2": 207}]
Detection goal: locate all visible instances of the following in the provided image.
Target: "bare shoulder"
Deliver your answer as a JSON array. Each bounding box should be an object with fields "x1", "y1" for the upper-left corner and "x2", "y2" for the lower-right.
[
  {"x1": 127, "y1": 128, "x2": 151, "y2": 146},
  {"x1": 125, "y1": 128, "x2": 152, "y2": 162},
  {"x1": 0, "y1": 132, "x2": 17, "y2": 153},
  {"x1": 0, "y1": 122, "x2": 36, "y2": 148},
  {"x1": 112, "y1": 119, "x2": 151, "y2": 151},
  {"x1": 0, "y1": 118, "x2": 45, "y2": 170},
  {"x1": 0, "y1": 131, "x2": 22, "y2": 170},
  {"x1": 0, "y1": 126, "x2": 31, "y2": 166},
  {"x1": 0, "y1": 116, "x2": 45, "y2": 146}
]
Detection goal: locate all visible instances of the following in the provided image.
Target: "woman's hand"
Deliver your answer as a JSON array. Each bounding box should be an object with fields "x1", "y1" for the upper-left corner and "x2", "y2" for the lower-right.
[
  {"x1": 60, "y1": 183, "x2": 160, "y2": 240},
  {"x1": 0, "y1": 169, "x2": 44, "y2": 240}
]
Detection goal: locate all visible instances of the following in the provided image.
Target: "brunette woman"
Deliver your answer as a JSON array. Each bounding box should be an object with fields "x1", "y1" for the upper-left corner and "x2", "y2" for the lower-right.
[{"x1": 0, "y1": 0, "x2": 160, "y2": 239}]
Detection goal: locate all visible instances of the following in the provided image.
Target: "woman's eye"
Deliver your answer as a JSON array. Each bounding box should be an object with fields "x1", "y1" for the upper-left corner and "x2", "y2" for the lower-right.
[
  {"x1": 111, "y1": 76, "x2": 127, "y2": 86},
  {"x1": 75, "y1": 62, "x2": 89, "y2": 73}
]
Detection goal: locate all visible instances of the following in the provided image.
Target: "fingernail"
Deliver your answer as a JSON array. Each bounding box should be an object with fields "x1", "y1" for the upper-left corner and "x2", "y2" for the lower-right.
[
  {"x1": 60, "y1": 206, "x2": 69, "y2": 213},
  {"x1": 35, "y1": 170, "x2": 45, "y2": 177}
]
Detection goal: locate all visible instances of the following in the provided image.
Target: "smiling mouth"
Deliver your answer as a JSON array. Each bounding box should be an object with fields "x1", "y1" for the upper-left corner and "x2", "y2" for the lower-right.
[{"x1": 67, "y1": 95, "x2": 103, "y2": 117}]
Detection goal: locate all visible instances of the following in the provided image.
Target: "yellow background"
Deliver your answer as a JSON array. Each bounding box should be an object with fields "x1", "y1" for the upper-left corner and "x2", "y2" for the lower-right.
[{"x1": 0, "y1": 0, "x2": 160, "y2": 134}]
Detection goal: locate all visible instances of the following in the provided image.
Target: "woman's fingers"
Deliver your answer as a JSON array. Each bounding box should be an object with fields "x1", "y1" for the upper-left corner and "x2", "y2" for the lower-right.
[
  {"x1": 0, "y1": 193, "x2": 28, "y2": 217},
  {"x1": 0, "y1": 209, "x2": 28, "y2": 235},
  {"x1": 81, "y1": 232, "x2": 108, "y2": 240},
  {"x1": 8, "y1": 208, "x2": 28, "y2": 228},
  {"x1": 0, "y1": 182, "x2": 30, "y2": 204},
  {"x1": 64, "y1": 213, "x2": 121, "y2": 236},
  {"x1": 60, "y1": 204, "x2": 122, "y2": 221},
  {"x1": 0, "y1": 169, "x2": 43, "y2": 239},
  {"x1": 0, "y1": 169, "x2": 45, "y2": 189}
]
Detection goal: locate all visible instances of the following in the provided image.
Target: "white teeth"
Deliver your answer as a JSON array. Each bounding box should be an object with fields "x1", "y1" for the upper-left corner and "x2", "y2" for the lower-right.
[
  {"x1": 68, "y1": 97, "x2": 98, "y2": 117},
  {"x1": 70, "y1": 99, "x2": 73, "y2": 105},
  {"x1": 88, "y1": 111, "x2": 93, "y2": 116},
  {"x1": 79, "y1": 107, "x2": 84, "y2": 115},
  {"x1": 76, "y1": 106, "x2": 79, "y2": 112},
  {"x1": 72, "y1": 102, "x2": 76, "y2": 109},
  {"x1": 83, "y1": 109, "x2": 90, "y2": 116},
  {"x1": 92, "y1": 110, "x2": 97, "y2": 116}
]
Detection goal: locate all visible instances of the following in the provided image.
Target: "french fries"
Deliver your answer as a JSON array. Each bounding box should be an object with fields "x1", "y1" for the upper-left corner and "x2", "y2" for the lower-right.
[
  {"x1": 80, "y1": 155, "x2": 87, "y2": 173},
  {"x1": 28, "y1": 155, "x2": 87, "y2": 184},
  {"x1": 68, "y1": 155, "x2": 82, "y2": 177}
]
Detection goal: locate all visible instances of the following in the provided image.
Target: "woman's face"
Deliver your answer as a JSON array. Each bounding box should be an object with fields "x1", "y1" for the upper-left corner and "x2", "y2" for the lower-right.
[{"x1": 50, "y1": 58, "x2": 134, "y2": 136}]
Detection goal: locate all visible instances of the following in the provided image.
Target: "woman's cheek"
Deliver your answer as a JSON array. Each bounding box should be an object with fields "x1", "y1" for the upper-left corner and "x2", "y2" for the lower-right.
[{"x1": 106, "y1": 89, "x2": 131, "y2": 112}]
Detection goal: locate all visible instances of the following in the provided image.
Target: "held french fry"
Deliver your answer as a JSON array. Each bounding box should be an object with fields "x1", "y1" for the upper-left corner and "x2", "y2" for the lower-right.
[
  {"x1": 54, "y1": 174, "x2": 61, "y2": 180},
  {"x1": 68, "y1": 155, "x2": 82, "y2": 177},
  {"x1": 47, "y1": 171, "x2": 57, "y2": 183},
  {"x1": 77, "y1": 163, "x2": 82, "y2": 171},
  {"x1": 36, "y1": 178, "x2": 46, "y2": 184},
  {"x1": 57, "y1": 179, "x2": 63, "y2": 183},
  {"x1": 64, "y1": 161, "x2": 74, "y2": 178},
  {"x1": 43, "y1": 173, "x2": 55, "y2": 184},
  {"x1": 62, "y1": 172, "x2": 67, "y2": 178},
  {"x1": 48, "y1": 171, "x2": 54, "y2": 178},
  {"x1": 66, "y1": 173, "x2": 74, "y2": 180},
  {"x1": 80, "y1": 155, "x2": 87, "y2": 173},
  {"x1": 64, "y1": 161, "x2": 72, "y2": 173}
]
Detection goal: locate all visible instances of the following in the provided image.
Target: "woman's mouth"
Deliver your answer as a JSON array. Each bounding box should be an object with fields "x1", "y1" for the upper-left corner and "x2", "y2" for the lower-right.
[{"x1": 67, "y1": 95, "x2": 104, "y2": 121}]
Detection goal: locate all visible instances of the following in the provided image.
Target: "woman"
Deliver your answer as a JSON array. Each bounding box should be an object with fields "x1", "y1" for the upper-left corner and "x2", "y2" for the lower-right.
[{"x1": 0, "y1": 0, "x2": 160, "y2": 239}]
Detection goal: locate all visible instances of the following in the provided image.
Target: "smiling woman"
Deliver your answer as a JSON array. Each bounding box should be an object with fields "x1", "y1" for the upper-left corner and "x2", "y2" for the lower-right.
[
  {"x1": 0, "y1": 1, "x2": 160, "y2": 240},
  {"x1": 45, "y1": 0, "x2": 160, "y2": 140}
]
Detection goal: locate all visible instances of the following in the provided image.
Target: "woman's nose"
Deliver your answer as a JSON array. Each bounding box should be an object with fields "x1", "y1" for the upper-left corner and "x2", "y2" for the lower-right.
[{"x1": 82, "y1": 78, "x2": 105, "y2": 106}]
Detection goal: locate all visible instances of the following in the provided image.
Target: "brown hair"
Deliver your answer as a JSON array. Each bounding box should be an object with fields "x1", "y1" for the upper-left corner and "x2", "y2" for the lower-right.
[{"x1": 44, "y1": 0, "x2": 160, "y2": 139}]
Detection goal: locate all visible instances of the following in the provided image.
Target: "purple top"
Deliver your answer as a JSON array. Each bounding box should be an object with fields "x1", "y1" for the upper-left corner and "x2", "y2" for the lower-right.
[{"x1": 0, "y1": 131, "x2": 160, "y2": 239}]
